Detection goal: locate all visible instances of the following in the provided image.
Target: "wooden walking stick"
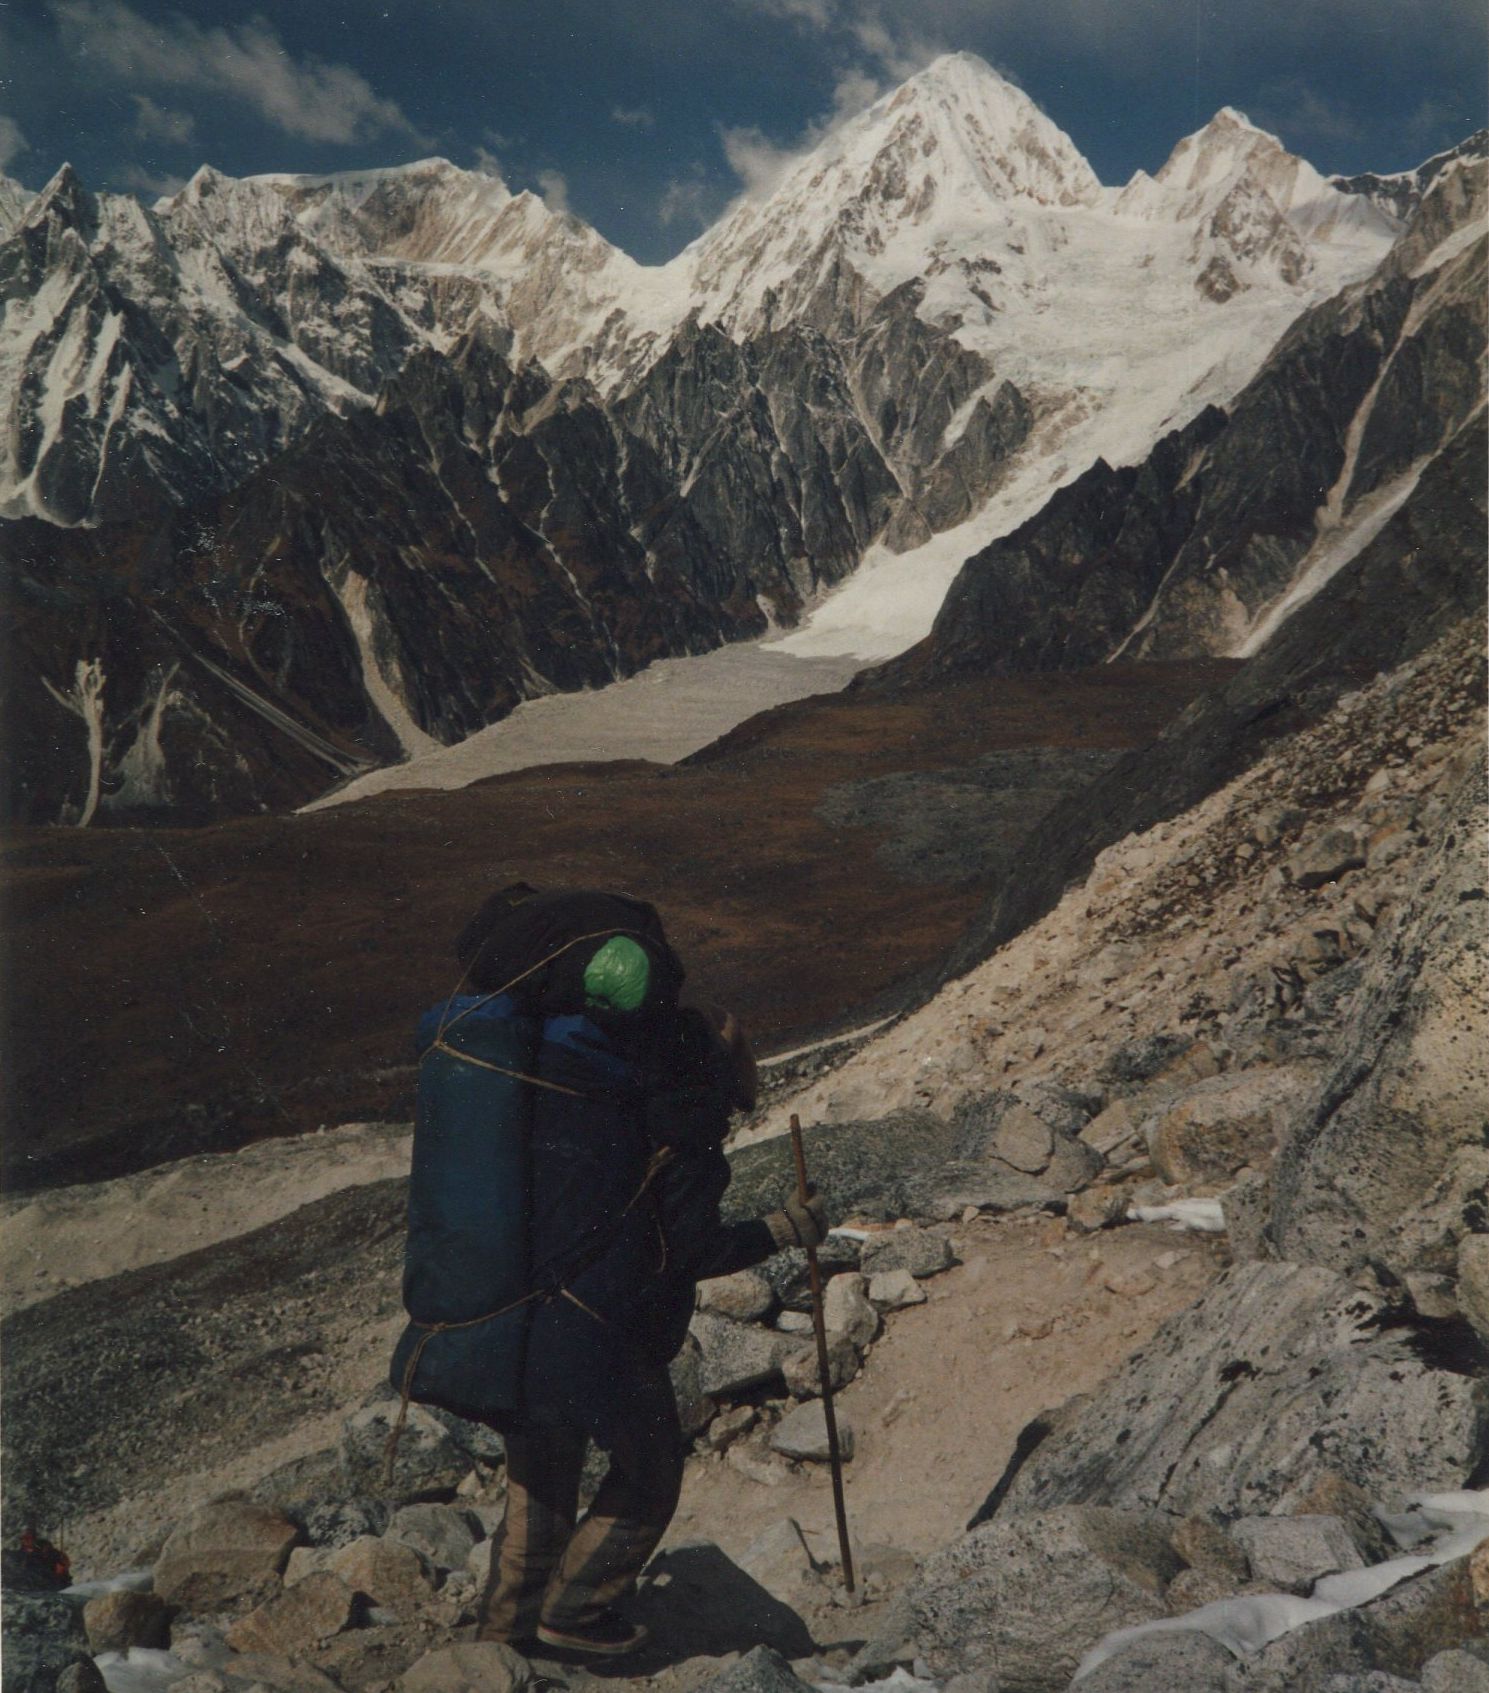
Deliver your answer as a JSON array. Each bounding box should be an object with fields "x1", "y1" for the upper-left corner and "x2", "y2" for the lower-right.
[{"x1": 790, "y1": 1113, "x2": 856, "y2": 1595}]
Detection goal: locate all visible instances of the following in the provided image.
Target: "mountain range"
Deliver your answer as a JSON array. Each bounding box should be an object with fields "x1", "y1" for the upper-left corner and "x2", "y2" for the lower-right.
[{"x1": 0, "y1": 52, "x2": 1482, "y2": 825}]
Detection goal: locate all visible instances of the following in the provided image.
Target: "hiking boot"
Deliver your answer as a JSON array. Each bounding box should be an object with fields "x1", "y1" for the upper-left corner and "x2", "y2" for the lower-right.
[{"x1": 535, "y1": 1610, "x2": 650, "y2": 1657}]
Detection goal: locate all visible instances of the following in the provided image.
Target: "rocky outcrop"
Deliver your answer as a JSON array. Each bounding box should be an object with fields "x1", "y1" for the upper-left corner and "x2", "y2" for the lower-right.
[
  {"x1": 865, "y1": 158, "x2": 1485, "y2": 688},
  {"x1": 980, "y1": 1262, "x2": 1488, "y2": 1521}
]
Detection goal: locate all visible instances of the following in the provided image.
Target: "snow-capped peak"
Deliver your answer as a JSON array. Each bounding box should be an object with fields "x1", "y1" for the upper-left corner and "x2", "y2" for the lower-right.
[{"x1": 678, "y1": 50, "x2": 1102, "y2": 332}]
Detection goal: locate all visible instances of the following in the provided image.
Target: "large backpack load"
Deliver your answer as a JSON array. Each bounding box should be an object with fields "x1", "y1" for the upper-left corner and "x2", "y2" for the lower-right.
[{"x1": 389, "y1": 887, "x2": 685, "y2": 1426}]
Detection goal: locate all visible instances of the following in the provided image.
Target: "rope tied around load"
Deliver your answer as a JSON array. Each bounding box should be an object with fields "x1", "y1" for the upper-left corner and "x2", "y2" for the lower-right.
[
  {"x1": 384, "y1": 928, "x2": 672, "y2": 1488},
  {"x1": 382, "y1": 1144, "x2": 674, "y2": 1487}
]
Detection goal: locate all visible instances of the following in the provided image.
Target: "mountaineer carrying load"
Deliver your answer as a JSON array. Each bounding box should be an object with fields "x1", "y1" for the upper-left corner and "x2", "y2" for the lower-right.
[{"x1": 389, "y1": 883, "x2": 830, "y2": 1659}]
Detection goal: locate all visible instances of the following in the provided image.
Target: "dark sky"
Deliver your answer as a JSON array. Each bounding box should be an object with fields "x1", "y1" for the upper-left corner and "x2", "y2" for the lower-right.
[{"x1": 3, "y1": 0, "x2": 1484, "y2": 262}]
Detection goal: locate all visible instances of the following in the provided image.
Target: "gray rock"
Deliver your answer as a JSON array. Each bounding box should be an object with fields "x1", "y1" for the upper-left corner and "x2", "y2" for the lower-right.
[
  {"x1": 781, "y1": 1334, "x2": 858, "y2": 1399},
  {"x1": 671, "y1": 1332, "x2": 719, "y2": 1437},
  {"x1": 1, "y1": 1591, "x2": 94, "y2": 1693},
  {"x1": 867, "y1": 1269, "x2": 927, "y2": 1310},
  {"x1": 769, "y1": 1402, "x2": 855, "y2": 1463},
  {"x1": 699, "y1": 1270, "x2": 776, "y2": 1322},
  {"x1": 1245, "y1": 1554, "x2": 1481, "y2": 1692},
  {"x1": 687, "y1": 1645, "x2": 816, "y2": 1693},
  {"x1": 908, "y1": 1505, "x2": 1182, "y2": 1686},
  {"x1": 1423, "y1": 1647, "x2": 1489, "y2": 1692},
  {"x1": 987, "y1": 1262, "x2": 1489, "y2": 1520},
  {"x1": 83, "y1": 1589, "x2": 171, "y2": 1652},
  {"x1": 1229, "y1": 1514, "x2": 1366, "y2": 1594},
  {"x1": 992, "y1": 1102, "x2": 1054, "y2": 1172},
  {"x1": 1146, "y1": 1065, "x2": 1317, "y2": 1188},
  {"x1": 397, "y1": 1641, "x2": 534, "y2": 1693},
  {"x1": 1075, "y1": 1629, "x2": 1243, "y2": 1692},
  {"x1": 690, "y1": 1313, "x2": 801, "y2": 1398},
  {"x1": 860, "y1": 1229, "x2": 955, "y2": 1280},
  {"x1": 705, "y1": 1405, "x2": 759, "y2": 1453},
  {"x1": 225, "y1": 1572, "x2": 361, "y2": 1655},
  {"x1": 822, "y1": 1274, "x2": 879, "y2": 1350},
  {"x1": 385, "y1": 1504, "x2": 479, "y2": 1575},
  {"x1": 340, "y1": 1403, "x2": 475, "y2": 1503},
  {"x1": 53, "y1": 1666, "x2": 107, "y2": 1693},
  {"x1": 326, "y1": 1536, "x2": 437, "y2": 1619},
  {"x1": 759, "y1": 1236, "x2": 863, "y2": 1310},
  {"x1": 154, "y1": 1498, "x2": 300, "y2": 1615},
  {"x1": 1318, "y1": 1676, "x2": 1423, "y2": 1692},
  {"x1": 297, "y1": 1499, "x2": 391, "y2": 1550},
  {"x1": 1290, "y1": 828, "x2": 1367, "y2": 889}
]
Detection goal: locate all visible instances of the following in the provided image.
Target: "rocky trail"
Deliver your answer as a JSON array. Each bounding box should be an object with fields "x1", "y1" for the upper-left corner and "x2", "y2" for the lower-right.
[{"x1": 4, "y1": 607, "x2": 1486, "y2": 1693}]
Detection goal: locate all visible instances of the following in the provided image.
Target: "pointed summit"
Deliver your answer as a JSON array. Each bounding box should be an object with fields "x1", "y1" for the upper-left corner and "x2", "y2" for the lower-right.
[{"x1": 682, "y1": 49, "x2": 1101, "y2": 331}]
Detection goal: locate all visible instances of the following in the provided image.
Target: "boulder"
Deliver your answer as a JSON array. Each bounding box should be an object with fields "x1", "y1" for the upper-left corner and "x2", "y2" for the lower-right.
[
  {"x1": 327, "y1": 1536, "x2": 437, "y2": 1619},
  {"x1": 705, "y1": 1404, "x2": 759, "y2": 1452},
  {"x1": 154, "y1": 1499, "x2": 300, "y2": 1614},
  {"x1": 1, "y1": 1592, "x2": 94, "y2": 1693},
  {"x1": 385, "y1": 1505, "x2": 478, "y2": 1575},
  {"x1": 306, "y1": 1622, "x2": 435, "y2": 1692},
  {"x1": 769, "y1": 1403, "x2": 855, "y2": 1463},
  {"x1": 699, "y1": 1270, "x2": 775, "y2": 1322},
  {"x1": 860, "y1": 1229, "x2": 954, "y2": 1280},
  {"x1": 1423, "y1": 1647, "x2": 1489, "y2": 1691},
  {"x1": 987, "y1": 1262, "x2": 1489, "y2": 1521},
  {"x1": 1245, "y1": 1554, "x2": 1483, "y2": 1690},
  {"x1": 1289, "y1": 828, "x2": 1366, "y2": 889},
  {"x1": 867, "y1": 1269, "x2": 927, "y2": 1310},
  {"x1": 225, "y1": 1572, "x2": 361, "y2": 1654},
  {"x1": 671, "y1": 1332, "x2": 719, "y2": 1436},
  {"x1": 909, "y1": 1506, "x2": 1182, "y2": 1688},
  {"x1": 1074, "y1": 1629, "x2": 1243, "y2": 1692},
  {"x1": 821, "y1": 1274, "x2": 879, "y2": 1349},
  {"x1": 296, "y1": 1500, "x2": 390, "y2": 1550},
  {"x1": 690, "y1": 1313, "x2": 800, "y2": 1397},
  {"x1": 1229, "y1": 1514, "x2": 1366, "y2": 1594},
  {"x1": 83, "y1": 1589, "x2": 171, "y2": 1652},
  {"x1": 759, "y1": 1236, "x2": 862, "y2": 1310},
  {"x1": 397, "y1": 1641, "x2": 534, "y2": 1693},
  {"x1": 781, "y1": 1335, "x2": 858, "y2": 1398},
  {"x1": 340, "y1": 1403, "x2": 474, "y2": 1503},
  {"x1": 992, "y1": 1103, "x2": 1054, "y2": 1173},
  {"x1": 686, "y1": 1645, "x2": 816, "y2": 1693},
  {"x1": 1146, "y1": 1066, "x2": 1316, "y2": 1188}
]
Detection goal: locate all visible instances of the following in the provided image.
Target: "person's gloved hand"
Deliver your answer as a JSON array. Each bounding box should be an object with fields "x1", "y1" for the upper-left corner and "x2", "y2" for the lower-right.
[{"x1": 765, "y1": 1186, "x2": 830, "y2": 1251}]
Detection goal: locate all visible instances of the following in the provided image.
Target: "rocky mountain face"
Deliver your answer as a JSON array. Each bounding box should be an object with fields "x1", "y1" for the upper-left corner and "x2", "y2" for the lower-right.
[
  {"x1": 1, "y1": 52, "x2": 1415, "y2": 826},
  {"x1": 866, "y1": 152, "x2": 1486, "y2": 689}
]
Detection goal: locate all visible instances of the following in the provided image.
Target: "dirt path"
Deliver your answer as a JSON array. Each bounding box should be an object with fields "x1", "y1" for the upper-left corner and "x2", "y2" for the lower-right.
[{"x1": 670, "y1": 1214, "x2": 1222, "y2": 1566}]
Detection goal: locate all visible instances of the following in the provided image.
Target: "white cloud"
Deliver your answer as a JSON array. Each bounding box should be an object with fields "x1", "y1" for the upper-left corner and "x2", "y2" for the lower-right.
[
  {"x1": 536, "y1": 168, "x2": 570, "y2": 214},
  {"x1": 658, "y1": 165, "x2": 716, "y2": 229},
  {"x1": 116, "y1": 162, "x2": 188, "y2": 197},
  {"x1": 611, "y1": 105, "x2": 656, "y2": 129},
  {"x1": 472, "y1": 145, "x2": 506, "y2": 180},
  {"x1": 0, "y1": 115, "x2": 27, "y2": 172},
  {"x1": 1251, "y1": 80, "x2": 1365, "y2": 149},
  {"x1": 51, "y1": 0, "x2": 427, "y2": 145},
  {"x1": 717, "y1": 59, "x2": 889, "y2": 201},
  {"x1": 131, "y1": 94, "x2": 195, "y2": 145}
]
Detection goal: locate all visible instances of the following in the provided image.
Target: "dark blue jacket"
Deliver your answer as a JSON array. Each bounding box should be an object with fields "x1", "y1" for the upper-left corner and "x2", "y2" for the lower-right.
[{"x1": 390, "y1": 997, "x2": 773, "y2": 1446}]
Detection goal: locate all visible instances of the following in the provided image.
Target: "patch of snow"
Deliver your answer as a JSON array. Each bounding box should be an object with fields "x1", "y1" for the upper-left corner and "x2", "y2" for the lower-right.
[
  {"x1": 304, "y1": 646, "x2": 860, "y2": 810},
  {"x1": 64, "y1": 1569, "x2": 154, "y2": 1600},
  {"x1": 1073, "y1": 1488, "x2": 1489, "y2": 1681},
  {"x1": 95, "y1": 1648, "x2": 195, "y2": 1693},
  {"x1": 332, "y1": 570, "x2": 440, "y2": 758},
  {"x1": 1128, "y1": 1200, "x2": 1227, "y2": 1233}
]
